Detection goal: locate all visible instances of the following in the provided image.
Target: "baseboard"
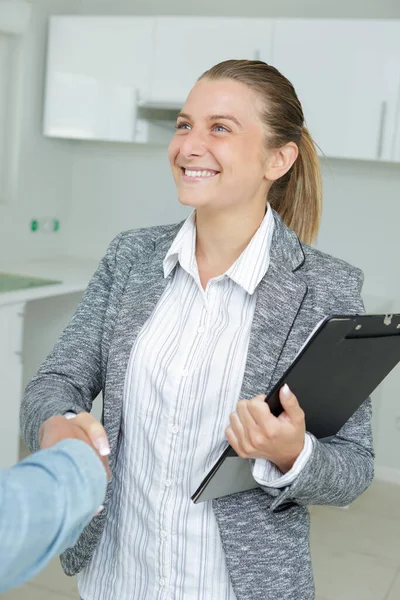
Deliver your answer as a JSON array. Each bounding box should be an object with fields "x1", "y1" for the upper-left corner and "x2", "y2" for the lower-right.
[{"x1": 374, "y1": 465, "x2": 400, "y2": 485}]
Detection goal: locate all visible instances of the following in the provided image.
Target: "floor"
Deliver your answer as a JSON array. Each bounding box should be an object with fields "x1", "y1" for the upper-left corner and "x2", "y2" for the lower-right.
[{"x1": 2, "y1": 478, "x2": 400, "y2": 600}]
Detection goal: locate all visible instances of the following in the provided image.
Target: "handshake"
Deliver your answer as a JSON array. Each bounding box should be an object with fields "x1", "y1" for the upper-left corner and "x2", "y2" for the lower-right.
[{"x1": 39, "y1": 412, "x2": 112, "y2": 480}]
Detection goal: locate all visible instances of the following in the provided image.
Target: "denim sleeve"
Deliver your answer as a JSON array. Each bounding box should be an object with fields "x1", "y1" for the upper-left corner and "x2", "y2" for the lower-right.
[{"x1": 0, "y1": 439, "x2": 107, "y2": 593}]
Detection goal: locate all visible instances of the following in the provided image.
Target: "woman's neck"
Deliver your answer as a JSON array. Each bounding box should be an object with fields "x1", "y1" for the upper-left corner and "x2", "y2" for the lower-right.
[{"x1": 195, "y1": 205, "x2": 267, "y2": 276}]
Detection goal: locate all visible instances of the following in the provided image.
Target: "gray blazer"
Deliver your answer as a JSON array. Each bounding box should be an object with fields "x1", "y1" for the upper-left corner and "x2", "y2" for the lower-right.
[{"x1": 20, "y1": 211, "x2": 374, "y2": 600}]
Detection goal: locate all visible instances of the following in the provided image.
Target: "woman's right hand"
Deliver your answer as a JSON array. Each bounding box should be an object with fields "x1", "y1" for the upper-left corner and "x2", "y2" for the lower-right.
[
  {"x1": 39, "y1": 413, "x2": 111, "y2": 480},
  {"x1": 66, "y1": 412, "x2": 110, "y2": 457}
]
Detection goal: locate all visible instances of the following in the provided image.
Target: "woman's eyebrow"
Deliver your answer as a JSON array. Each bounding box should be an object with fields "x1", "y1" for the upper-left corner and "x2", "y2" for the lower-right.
[
  {"x1": 208, "y1": 114, "x2": 243, "y2": 129},
  {"x1": 177, "y1": 112, "x2": 243, "y2": 129}
]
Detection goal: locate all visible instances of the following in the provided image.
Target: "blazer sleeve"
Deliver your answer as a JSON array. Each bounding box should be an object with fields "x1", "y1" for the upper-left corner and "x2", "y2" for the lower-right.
[
  {"x1": 262, "y1": 265, "x2": 375, "y2": 510},
  {"x1": 20, "y1": 233, "x2": 123, "y2": 453},
  {"x1": 0, "y1": 439, "x2": 106, "y2": 593}
]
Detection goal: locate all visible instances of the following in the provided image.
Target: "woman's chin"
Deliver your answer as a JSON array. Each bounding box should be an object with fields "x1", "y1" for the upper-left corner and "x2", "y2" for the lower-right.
[{"x1": 177, "y1": 193, "x2": 210, "y2": 209}]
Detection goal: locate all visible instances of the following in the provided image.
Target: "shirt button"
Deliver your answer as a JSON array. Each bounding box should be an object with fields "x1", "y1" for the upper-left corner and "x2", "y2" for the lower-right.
[
  {"x1": 171, "y1": 425, "x2": 179, "y2": 434},
  {"x1": 182, "y1": 369, "x2": 189, "y2": 377},
  {"x1": 160, "y1": 530, "x2": 167, "y2": 539},
  {"x1": 165, "y1": 479, "x2": 173, "y2": 487},
  {"x1": 160, "y1": 578, "x2": 166, "y2": 587},
  {"x1": 197, "y1": 326, "x2": 205, "y2": 334}
]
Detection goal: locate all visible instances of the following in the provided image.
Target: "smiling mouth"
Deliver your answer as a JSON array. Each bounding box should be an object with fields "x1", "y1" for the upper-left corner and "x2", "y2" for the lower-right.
[{"x1": 180, "y1": 167, "x2": 220, "y2": 178}]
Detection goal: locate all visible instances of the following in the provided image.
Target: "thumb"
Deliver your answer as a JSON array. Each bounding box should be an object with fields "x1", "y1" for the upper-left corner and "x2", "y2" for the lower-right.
[
  {"x1": 279, "y1": 384, "x2": 299, "y2": 420},
  {"x1": 72, "y1": 413, "x2": 110, "y2": 457}
]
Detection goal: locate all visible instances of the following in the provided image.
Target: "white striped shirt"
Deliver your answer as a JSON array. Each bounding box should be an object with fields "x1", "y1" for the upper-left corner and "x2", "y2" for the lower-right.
[{"x1": 78, "y1": 206, "x2": 311, "y2": 600}]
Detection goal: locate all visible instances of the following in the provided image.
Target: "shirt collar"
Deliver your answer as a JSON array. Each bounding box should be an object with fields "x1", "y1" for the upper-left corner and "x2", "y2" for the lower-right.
[
  {"x1": 163, "y1": 204, "x2": 275, "y2": 295},
  {"x1": 163, "y1": 211, "x2": 197, "y2": 279}
]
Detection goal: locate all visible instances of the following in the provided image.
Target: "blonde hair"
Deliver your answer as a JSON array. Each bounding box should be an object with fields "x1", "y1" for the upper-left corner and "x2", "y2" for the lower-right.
[{"x1": 199, "y1": 60, "x2": 322, "y2": 245}]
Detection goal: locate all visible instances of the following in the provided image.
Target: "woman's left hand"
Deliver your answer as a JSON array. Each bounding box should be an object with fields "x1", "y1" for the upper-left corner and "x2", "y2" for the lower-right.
[{"x1": 225, "y1": 384, "x2": 306, "y2": 474}]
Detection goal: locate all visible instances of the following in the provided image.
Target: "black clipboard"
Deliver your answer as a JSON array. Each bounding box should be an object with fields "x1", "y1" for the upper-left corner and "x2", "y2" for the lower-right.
[{"x1": 191, "y1": 313, "x2": 400, "y2": 503}]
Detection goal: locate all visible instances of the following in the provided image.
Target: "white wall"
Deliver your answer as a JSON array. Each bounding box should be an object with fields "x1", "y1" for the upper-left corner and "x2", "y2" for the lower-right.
[
  {"x1": 318, "y1": 158, "x2": 400, "y2": 301},
  {"x1": 317, "y1": 159, "x2": 400, "y2": 474},
  {"x1": 66, "y1": 142, "x2": 190, "y2": 258}
]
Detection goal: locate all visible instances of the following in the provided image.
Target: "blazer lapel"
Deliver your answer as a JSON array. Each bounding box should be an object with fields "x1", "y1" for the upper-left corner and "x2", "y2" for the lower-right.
[
  {"x1": 104, "y1": 230, "x2": 179, "y2": 459},
  {"x1": 108, "y1": 226, "x2": 181, "y2": 363},
  {"x1": 239, "y1": 213, "x2": 308, "y2": 400}
]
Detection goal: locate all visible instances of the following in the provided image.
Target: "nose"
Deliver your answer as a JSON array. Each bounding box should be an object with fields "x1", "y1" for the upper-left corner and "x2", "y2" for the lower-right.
[{"x1": 179, "y1": 127, "x2": 207, "y2": 159}]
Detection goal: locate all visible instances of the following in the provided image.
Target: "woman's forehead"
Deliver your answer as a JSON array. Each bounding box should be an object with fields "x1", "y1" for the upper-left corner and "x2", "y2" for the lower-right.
[{"x1": 183, "y1": 78, "x2": 262, "y2": 122}]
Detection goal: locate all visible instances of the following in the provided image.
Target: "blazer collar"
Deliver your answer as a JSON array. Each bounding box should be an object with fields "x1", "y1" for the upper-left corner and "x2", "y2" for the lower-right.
[{"x1": 153, "y1": 209, "x2": 305, "y2": 275}]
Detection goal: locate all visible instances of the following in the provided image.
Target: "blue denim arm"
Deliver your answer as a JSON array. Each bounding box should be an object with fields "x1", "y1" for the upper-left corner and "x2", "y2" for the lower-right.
[{"x1": 0, "y1": 439, "x2": 107, "y2": 592}]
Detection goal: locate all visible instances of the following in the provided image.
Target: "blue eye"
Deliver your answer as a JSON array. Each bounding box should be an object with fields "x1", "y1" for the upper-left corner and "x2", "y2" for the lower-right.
[
  {"x1": 213, "y1": 124, "x2": 229, "y2": 133},
  {"x1": 176, "y1": 122, "x2": 190, "y2": 130}
]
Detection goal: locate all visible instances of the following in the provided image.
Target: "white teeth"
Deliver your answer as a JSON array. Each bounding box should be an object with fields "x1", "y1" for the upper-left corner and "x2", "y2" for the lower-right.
[{"x1": 184, "y1": 169, "x2": 217, "y2": 178}]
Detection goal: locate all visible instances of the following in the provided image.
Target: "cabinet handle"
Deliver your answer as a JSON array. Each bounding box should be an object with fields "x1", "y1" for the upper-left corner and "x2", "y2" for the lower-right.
[
  {"x1": 133, "y1": 89, "x2": 140, "y2": 140},
  {"x1": 15, "y1": 350, "x2": 23, "y2": 365},
  {"x1": 377, "y1": 101, "x2": 387, "y2": 159}
]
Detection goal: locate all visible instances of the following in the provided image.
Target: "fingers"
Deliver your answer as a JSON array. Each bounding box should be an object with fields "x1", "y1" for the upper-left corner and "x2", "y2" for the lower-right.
[
  {"x1": 73, "y1": 413, "x2": 110, "y2": 457},
  {"x1": 70, "y1": 423, "x2": 112, "y2": 480},
  {"x1": 236, "y1": 398, "x2": 258, "y2": 430},
  {"x1": 40, "y1": 414, "x2": 112, "y2": 480},
  {"x1": 279, "y1": 384, "x2": 305, "y2": 425},
  {"x1": 226, "y1": 391, "x2": 306, "y2": 465},
  {"x1": 225, "y1": 424, "x2": 242, "y2": 455},
  {"x1": 227, "y1": 396, "x2": 277, "y2": 458},
  {"x1": 245, "y1": 395, "x2": 272, "y2": 426},
  {"x1": 227, "y1": 408, "x2": 250, "y2": 455}
]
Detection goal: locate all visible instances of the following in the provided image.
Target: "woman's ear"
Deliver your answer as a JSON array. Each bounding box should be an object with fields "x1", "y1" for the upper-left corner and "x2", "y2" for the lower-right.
[{"x1": 265, "y1": 142, "x2": 299, "y2": 182}]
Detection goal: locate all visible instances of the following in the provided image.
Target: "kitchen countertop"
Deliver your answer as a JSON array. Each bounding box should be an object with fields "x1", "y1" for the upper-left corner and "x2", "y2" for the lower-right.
[{"x1": 0, "y1": 255, "x2": 99, "y2": 306}]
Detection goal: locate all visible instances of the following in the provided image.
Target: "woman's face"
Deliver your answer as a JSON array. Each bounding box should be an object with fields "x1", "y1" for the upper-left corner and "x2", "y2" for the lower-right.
[{"x1": 168, "y1": 78, "x2": 272, "y2": 214}]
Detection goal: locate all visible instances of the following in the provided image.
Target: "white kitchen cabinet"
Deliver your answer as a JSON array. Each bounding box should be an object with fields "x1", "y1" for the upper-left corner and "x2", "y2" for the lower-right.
[
  {"x1": 43, "y1": 16, "x2": 155, "y2": 142},
  {"x1": 148, "y1": 17, "x2": 274, "y2": 106},
  {"x1": 272, "y1": 19, "x2": 400, "y2": 162},
  {"x1": 0, "y1": 302, "x2": 25, "y2": 469},
  {"x1": 43, "y1": 15, "x2": 400, "y2": 161}
]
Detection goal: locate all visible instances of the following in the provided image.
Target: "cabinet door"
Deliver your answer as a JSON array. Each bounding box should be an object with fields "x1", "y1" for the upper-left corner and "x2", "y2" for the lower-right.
[
  {"x1": 149, "y1": 17, "x2": 273, "y2": 105},
  {"x1": 272, "y1": 19, "x2": 400, "y2": 161},
  {"x1": 43, "y1": 17, "x2": 154, "y2": 142}
]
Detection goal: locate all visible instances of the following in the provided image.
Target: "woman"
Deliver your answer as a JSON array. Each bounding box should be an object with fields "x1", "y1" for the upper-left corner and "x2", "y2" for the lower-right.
[{"x1": 21, "y1": 60, "x2": 374, "y2": 600}]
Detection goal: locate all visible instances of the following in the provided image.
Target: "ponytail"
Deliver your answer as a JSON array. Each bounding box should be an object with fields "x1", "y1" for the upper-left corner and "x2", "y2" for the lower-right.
[{"x1": 268, "y1": 127, "x2": 322, "y2": 245}]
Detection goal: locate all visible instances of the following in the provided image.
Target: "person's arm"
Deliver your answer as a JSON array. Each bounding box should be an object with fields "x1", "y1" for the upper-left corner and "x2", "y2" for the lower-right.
[
  {"x1": 226, "y1": 267, "x2": 374, "y2": 510},
  {"x1": 0, "y1": 439, "x2": 107, "y2": 593},
  {"x1": 265, "y1": 269, "x2": 374, "y2": 510},
  {"x1": 259, "y1": 397, "x2": 373, "y2": 510},
  {"x1": 20, "y1": 233, "x2": 124, "y2": 453}
]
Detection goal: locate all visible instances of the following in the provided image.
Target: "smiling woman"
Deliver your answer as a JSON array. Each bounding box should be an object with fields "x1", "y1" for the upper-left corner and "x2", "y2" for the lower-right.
[
  {"x1": 169, "y1": 60, "x2": 322, "y2": 247},
  {"x1": 21, "y1": 59, "x2": 373, "y2": 600}
]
